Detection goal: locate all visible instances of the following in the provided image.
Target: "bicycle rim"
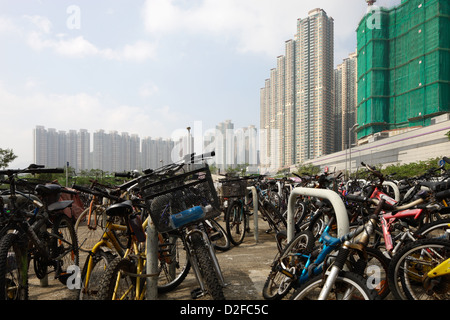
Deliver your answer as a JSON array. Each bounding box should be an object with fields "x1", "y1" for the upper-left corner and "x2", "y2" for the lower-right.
[
  {"x1": 390, "y1": 239, "x2": 450, "y2": 300},
  {"x1": 291, "y1": 272, "x2": 379, "y2": 300},
  {"x1": 226, "y1": 201, "x2": 246, "y2": 246}
]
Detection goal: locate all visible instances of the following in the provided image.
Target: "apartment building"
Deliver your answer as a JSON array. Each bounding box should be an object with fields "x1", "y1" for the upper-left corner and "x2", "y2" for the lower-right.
[{"x1": 260, "y1": 8, "x2": 335, "y2": 169}]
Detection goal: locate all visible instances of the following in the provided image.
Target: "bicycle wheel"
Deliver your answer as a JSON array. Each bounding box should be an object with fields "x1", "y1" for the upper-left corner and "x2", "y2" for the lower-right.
[
  {"x1": 0, "y1": 233, "x2": 28, "y2": 300},
  {"x1": 415, "y1": 218, "x2": 450, "y2": 239},
  {"x1": 97, "y1": 257, "x2": 137, "y2": 300},
  {"x1": 225, "y1": 200, "x2": 247, "y2": 246},
  {"x1": 157, "y1": 232, "x2": 191, "y2": 293},
  {"x1": 348, "y1": 246, "x2": 391, "y2": 299},
  {"x1": 206, "y1": 219, "x2": 230, "y2": 252},
  {"x1": 79, "y1": 248, "x2": 116, "y2": 300},
  {"x1": 74, "y1": 205, "x2": 107, "y2": 252},
  {"x1": 190, "y1": 232, "x2": 225, "y2": 300},
  {"x1": 51, "y1": 214, "x2": 79, "y2": 285},
  {"x1": 290, "y1": 271, "x2": 380, "y2": 300},
  {"x1": 263, "y1": 230, "x2": 314, "y2": 300},
  {"x1": 387, "y1": 238, "x2": 450, "y2": 300},
  {"x1": 261, "y1": 200, "x2": 286, "y2": 233}
]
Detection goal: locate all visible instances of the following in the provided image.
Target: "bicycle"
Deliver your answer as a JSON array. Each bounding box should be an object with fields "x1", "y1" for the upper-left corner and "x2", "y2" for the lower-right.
[
  {"x1": 221, "y1": 176, "x2": 252, "y2": 246},
  {"x1": 97, "y1": 152, "x2": 226, "y2": 300},
  {"x1": 0, "y1": 164, "x2": 79, "y2": 300},
  {"x1": 289, "y1": 199, "x2": 386, "y2": 300},
  {"x1": 74, "y1": 179, "x2": 191, "y2": 299},
  {"x1": 387, "y1": 228, "x2": 450, "y2": 300}
]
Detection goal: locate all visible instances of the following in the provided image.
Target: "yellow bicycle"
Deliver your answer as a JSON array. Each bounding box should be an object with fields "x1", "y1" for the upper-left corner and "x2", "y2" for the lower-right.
[
  {"x1": 387, "y1": 225, "x2": 450, "y2": 300},
  {"x1": 78, "y1": 194, "x2": 190, "y2": 300}
]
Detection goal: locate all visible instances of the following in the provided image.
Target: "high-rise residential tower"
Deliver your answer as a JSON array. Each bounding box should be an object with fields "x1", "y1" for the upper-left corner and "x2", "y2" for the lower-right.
[
  {"x1": 335, "y1": 51, "x2": 358, "y2": 151},
  {"x1": 295, "y1": 8, "x2": 335, "y2": 162},
  {"x1": 260, "y1": 8, "x2": 335, "y2": 170}
]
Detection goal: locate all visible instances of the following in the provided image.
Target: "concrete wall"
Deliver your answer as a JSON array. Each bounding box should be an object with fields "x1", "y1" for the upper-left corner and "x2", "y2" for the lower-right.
[{"x1": 298, "y1": 115, "x2": 450, "y2": 173}]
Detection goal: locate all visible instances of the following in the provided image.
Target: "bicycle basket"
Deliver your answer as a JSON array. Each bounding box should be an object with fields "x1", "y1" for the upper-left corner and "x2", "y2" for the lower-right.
[
  {"x1": 140, "y1": 163, "x2": 220, "y2": 233},
  {"x1": 219, "y1": 178, "x2": 248, "y2": 198}
]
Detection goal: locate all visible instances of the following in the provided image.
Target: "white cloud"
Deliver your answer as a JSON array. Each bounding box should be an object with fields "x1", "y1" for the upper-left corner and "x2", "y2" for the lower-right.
[
  {"x1": 141, "y1": 0, "x2": 399, "y2": 58},
  {"x1": 0, "y1": 14, "x2": 157, "y2": 62},
  {"x1": 0, "y1": 15, "x2": 21, "y2": 35},
  {"x1": 26, "y1": 30, "x2": 157, "y2": 62},
  {"x1": 139, "y1": 82, "x2": 160, "y2": 98}
]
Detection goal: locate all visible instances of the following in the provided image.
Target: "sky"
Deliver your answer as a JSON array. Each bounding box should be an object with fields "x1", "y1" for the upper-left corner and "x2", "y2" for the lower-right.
[{"x1": 0, "y1": 0, "x2": 401, "y2": 169}]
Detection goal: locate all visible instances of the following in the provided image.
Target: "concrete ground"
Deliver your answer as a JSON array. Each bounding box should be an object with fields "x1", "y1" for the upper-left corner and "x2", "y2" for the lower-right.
[{"x1": 29, "y1": 214, "x2": 280, "y2": 301}]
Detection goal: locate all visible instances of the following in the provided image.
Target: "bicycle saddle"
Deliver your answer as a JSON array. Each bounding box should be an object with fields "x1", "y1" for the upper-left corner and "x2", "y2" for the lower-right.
[
  {"x1": 106, "y1": 200, "x2": 133, "y2": 217},
  {"x1": 35, "y1": 184, "x2": 62, "y2": 204},
  {"x1": 48, "y1": 200, "x2": 73, "y2": 213}
]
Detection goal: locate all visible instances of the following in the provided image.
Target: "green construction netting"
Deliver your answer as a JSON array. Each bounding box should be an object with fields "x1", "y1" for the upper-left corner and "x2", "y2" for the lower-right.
[{"x1": 356, "y1": 0, "x2": 450, "y2": 139}]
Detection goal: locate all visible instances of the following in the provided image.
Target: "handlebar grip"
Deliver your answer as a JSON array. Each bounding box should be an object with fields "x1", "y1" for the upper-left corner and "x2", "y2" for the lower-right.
[
  {"x1": 28, "y1": 164, "x2": 45, "y2": 169},
  {"x1": 345, "y1": 194, "x2": 368, "y2": 202},
  {"x1": 32, "y1": 168, "x2": 65, "y2": 174},
  {"x1": 443, "y1": 157, "x2": 450, "y2": 164},
  {"x1": 115, "y1": 172, "x2": 131, "y2": 178}
]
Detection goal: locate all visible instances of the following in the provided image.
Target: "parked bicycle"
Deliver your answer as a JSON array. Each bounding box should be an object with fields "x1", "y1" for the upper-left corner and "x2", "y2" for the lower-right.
[
  {"x1": 97, "y1": 152, "x2": 226, "y2": 300},
  {"x1": 0, "y1": 164, "x2": 79, "y2": 300},
  {"x1": 387, "y1": 234, "x2": 450, "y2": 300}
]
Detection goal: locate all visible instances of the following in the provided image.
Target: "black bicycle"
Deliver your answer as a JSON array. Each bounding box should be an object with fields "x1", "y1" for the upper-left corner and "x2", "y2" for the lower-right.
[{"x1": 0, "y1": 164, "x2": 79, "y2": 300}]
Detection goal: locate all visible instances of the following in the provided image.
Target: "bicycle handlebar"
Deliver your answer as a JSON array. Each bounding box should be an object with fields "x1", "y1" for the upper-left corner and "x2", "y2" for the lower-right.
[
  {"x1": 0, "y1": 166, "x2": 65, "y2": 176},
  {"x1": 361, "y1": 162, "x2": 383, "y2": 178},
  {"x1": 72, "y1": 184, "x2": 122, "y2": 201}
]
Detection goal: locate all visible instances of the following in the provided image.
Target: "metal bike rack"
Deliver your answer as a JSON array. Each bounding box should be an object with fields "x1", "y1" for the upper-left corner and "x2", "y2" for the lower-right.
[
  {"x1": 382, "y1": 181, "x2": 400, "y2": 202},
  {"x1": 146, "y1": 219, "x2": 159, "y2": 300},
  {"x1": 287, "y1": 188, "x2": 349, "y2": 242},
  {"x1": 246, "y1": 186, "x2": 259, "y2": 243}
]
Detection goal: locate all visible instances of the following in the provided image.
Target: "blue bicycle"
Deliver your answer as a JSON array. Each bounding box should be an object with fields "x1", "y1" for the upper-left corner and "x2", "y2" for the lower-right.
[{"x1": 263, "y1": 198, "x2": 389, "y2": 300}]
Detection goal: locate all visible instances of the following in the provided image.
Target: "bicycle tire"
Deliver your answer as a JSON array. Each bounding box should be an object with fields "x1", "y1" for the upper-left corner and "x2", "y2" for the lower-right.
[
  {"x1": 51, "y1": 214, "x2": 79, "y2": 285},
  {"x1": 74, "y1": 205, "x2": 107, "y2": 252},
  {"x1": 348, "y1": 246, "x2": 391, "y2": 300},
  {"x1": 190, "y1": 232, "x2": 225, "y2": 300},
  {"x1": 225, "y1": 200, "x2": 247, "y2": 246},
  {"x1": 157, "y1": 232, "x2": 191, "y2": 293},
  {"x1": 97, "y1": 257, "x2": 137, "y2": 300},
  {"x1": 415, "y1": 218, "x2": 450, "y2": 239},
  {"x1": 263, "y1": 230, "x2": 314, "y2": 300},
  {"x1": 79, "y1": 248, "x2": 116, "y2": 300},
  {"x1": 290, "y1": 271, "x2": 380, "y2": 300},
  {"x1": 387, "y1": 238, "x2": 450, "y2": 300},
  {"x1": 207, "y1": 219, "x2": 230, "y2": 252},
  {"x1": 0, "y1": 233, "x2": 28, "y2": 300}
]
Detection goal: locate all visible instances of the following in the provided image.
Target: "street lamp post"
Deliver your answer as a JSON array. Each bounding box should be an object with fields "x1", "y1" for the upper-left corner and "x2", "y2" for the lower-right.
[{"x1": 348, "y1": 123, "x2": 359, "y2": 178}]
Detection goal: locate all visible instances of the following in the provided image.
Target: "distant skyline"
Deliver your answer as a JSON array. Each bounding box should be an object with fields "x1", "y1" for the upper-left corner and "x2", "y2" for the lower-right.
[{"x1": 0, "y1": 0, "x2": 401, "y2": 169}]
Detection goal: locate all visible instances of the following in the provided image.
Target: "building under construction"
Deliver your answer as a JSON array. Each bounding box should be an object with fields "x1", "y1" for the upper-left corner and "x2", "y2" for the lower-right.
[{"x1": 356, "y1": 0, "x2": 450, "y2": 140}]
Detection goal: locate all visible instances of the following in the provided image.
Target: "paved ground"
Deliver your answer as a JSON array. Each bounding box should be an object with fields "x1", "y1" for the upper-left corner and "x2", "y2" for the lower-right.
[{"x1": 29, "y1": 215, "x2": 280, "y2": 301}]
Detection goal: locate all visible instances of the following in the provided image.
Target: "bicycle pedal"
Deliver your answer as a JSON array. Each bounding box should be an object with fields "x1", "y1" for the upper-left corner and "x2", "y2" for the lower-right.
[{"x1": 190, "y1": 288, "x2": 205, "y2": 299}]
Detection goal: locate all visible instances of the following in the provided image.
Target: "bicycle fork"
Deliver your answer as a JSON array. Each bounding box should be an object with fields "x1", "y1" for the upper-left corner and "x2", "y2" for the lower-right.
[{"x1": 318, "y1": 243, "x2": 351, "y2": 300}]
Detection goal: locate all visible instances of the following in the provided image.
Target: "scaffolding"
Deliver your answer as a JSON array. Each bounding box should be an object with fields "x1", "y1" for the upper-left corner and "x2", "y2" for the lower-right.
[{"x1": 356, "y1": 0, "x2": 450, "y2": 139}]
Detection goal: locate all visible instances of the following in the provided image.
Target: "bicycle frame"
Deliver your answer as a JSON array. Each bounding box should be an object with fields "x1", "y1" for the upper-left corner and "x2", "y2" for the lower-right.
[
  {"x1": 428, "y1": 224, "x2": 450, "y2": 279},
  {"x1": 83, "y1": 220, "x2": 128, "y2": 288},
  {"x1": 297, "y1": 226, "x2": 341, "y2": 285},
  {"x1": 428, "y1": 257, "x2": 450, "y2": 278}
]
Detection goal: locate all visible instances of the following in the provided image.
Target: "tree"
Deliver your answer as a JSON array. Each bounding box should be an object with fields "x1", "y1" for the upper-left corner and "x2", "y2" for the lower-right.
[{"x1": 0, "y1": 148, "x2": 17, "y2": 169}]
